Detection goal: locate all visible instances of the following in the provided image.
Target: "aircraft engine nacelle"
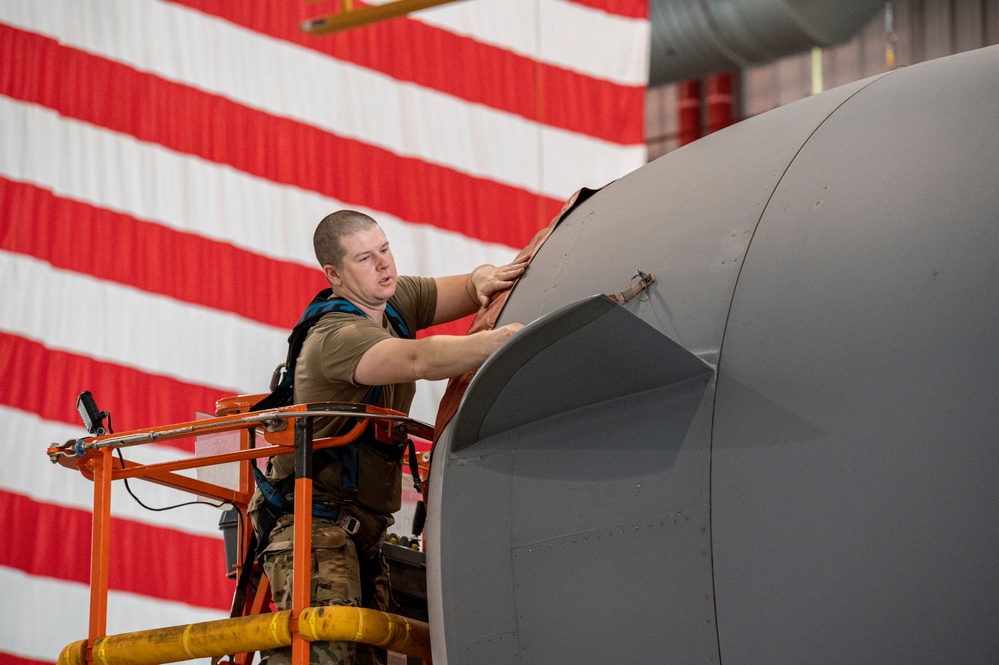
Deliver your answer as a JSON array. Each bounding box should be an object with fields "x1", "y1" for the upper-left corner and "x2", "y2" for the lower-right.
[{"x1": 427, "y1": 45, "x2": 999, "y2": 664}]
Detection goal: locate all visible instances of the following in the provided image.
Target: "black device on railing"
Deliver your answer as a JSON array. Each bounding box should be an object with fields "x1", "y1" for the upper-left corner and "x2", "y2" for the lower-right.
[{"x1": 77, "y1": 390, "x2": 109, "y2": 436}]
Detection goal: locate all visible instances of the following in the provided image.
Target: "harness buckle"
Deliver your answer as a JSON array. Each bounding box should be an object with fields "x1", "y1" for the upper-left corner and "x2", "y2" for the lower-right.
[
  {"x1": 337, "y1": 514, "x2": 361, "y2": 536},
  {"x1": 269, "y1": 363, "x2": 286, "y2": 391}
]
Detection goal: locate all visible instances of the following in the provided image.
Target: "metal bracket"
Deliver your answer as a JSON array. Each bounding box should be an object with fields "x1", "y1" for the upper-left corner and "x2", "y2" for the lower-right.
[
  {"x1": 608, "y1": 270, "x2": 656, "y2": 304},
  {"x1": 302, "y1": 0, "x2": 464, "y2": 36}
]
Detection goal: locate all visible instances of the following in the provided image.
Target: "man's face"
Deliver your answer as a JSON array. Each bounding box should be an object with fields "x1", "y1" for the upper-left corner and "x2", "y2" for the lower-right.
[{"x1": 325, "y1": 225, "x2": 397, "y2": 308}]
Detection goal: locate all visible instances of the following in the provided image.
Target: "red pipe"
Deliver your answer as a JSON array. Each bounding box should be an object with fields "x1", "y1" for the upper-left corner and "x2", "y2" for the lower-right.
[
  {"x1": 706, "y1": 73, "x2": 734, "y2": 134},
  {"x1": 677, "y1": 80, "x2": 702, "y2": 146}
]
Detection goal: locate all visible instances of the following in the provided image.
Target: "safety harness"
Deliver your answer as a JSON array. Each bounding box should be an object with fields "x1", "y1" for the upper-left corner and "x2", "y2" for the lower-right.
[{"x1": 250, "y1": 288, "x2": 421, "y2": 542}]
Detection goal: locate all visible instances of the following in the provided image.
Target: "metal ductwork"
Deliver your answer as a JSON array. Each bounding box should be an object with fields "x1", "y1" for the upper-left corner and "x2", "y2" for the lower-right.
[{"x1": 650, "y1": 0, "x2": 886, "y2": 85}]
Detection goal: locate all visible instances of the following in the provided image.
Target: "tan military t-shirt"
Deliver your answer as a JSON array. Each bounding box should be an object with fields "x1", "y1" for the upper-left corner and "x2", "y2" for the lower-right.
[{"x1": 267, "y1": 275, "x2": 437, "y2": 515}]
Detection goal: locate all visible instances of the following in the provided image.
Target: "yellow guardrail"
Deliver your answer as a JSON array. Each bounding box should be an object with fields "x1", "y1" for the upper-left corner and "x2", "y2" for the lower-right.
[{"x1": 58, "y1": 607, "x2": 431, "y2": 665}]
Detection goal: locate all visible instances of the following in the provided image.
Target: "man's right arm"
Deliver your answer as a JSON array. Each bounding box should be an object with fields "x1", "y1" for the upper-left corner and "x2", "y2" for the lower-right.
[{"x1": 353, "y1": 323, "x2": 523, "y2": 385}]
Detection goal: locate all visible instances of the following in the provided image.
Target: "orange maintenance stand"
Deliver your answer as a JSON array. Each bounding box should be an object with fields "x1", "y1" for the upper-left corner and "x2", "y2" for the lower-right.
[{"x1": 47, "y1": 395, "x2": 433, "y2": 665}]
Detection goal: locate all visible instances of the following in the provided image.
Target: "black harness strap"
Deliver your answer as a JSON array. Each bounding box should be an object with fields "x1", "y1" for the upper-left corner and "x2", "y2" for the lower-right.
[
  {"x1": 252, "y1": 289, "x2": 411, "y2": 412},
  {"x1": 250, "y1": 289, "x2": 422, "y2": 544}
]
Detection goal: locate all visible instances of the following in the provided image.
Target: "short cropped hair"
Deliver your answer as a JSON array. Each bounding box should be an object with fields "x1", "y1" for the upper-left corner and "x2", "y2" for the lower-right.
[{"x1": 314, "y1": 210, "x2": 378, "y2": 268}]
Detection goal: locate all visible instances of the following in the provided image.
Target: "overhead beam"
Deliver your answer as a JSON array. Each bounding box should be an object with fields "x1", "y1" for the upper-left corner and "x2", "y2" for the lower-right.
[{"x1": 302, "y1": 0, "x2": 464, "y2": 36}]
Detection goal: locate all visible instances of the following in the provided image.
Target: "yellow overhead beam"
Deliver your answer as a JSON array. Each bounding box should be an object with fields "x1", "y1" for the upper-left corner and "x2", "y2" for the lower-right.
[{"x1": 302, "y1": 0, "x2": 464, "y2": 36}]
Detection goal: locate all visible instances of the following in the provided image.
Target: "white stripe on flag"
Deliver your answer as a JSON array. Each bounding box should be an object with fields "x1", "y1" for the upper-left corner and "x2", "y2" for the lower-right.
[
  {"x1": 0, "y1": 95, "x2": 519, "y2": 277},
  {"x1": 0, "y1": 250, "x2": 287, "y2": 393},
  {"x1": 407, "y1": 0, "x2": 650, "y2": 85},
  {"x1": 1, "y1": 406, "x2": 228, "y2": 539},
  {"x1": 0, "y1": 565, "x2": 225, "y2": 663},
  {"x1": 0, "y1": 0, "x2": 644, "y2": 200}
]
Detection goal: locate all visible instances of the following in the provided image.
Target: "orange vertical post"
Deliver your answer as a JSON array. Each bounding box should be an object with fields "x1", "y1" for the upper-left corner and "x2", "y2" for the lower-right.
[
  {"x1": 291, "y1": 418, "x2": 315, "y2": 665},
  {"x1": 89, "y1": 448, "x2": 114, "y2": 644}
]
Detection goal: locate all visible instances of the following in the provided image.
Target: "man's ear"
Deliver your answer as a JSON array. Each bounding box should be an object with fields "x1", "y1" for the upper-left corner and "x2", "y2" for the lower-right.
[{"x1": 324, "y1": 264, "x2": 341, "y2": 286}]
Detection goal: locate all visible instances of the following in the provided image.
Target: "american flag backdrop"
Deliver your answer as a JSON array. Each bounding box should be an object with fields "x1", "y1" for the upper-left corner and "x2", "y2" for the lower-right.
[{"x1": 0, "y1": 1, "x2": 648, "y2": 661}]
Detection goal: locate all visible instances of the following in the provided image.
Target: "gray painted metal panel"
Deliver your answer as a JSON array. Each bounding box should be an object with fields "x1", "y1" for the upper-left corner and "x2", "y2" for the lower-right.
[
  {"x1": 430, "y1": 296, "x2": 716, "y2": 663},
  {"x1": 452, "y1": 295, "x2": 713, "y2": 449},
  {"x1": 498, "y1": 75, "x2": 878, "y2": 355},
  {"x1": 431, "y1": 377, "x2": 716, "y2": 664},
  {"x1": 428, "y1": 45, "x2": 999, "y2": 664},
  {"x1": 711, "y1": 46, "x2": 999, "y2": 663}
]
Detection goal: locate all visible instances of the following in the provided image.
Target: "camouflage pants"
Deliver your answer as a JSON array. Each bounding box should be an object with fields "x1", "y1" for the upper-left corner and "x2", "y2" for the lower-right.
[{"x1": 258, "y1": 515, "x2": 390, "y2": 665}]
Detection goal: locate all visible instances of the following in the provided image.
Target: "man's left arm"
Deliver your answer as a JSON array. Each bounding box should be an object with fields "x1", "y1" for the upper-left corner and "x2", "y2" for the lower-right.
[{"x1": 432, "y1": 255, "x2": 529, "y2": 325}]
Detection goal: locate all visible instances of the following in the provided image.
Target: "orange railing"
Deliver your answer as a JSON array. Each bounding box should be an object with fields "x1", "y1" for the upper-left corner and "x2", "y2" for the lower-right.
[{"x1": 47, "y1": 396, "x2": 433, "y2": 665}]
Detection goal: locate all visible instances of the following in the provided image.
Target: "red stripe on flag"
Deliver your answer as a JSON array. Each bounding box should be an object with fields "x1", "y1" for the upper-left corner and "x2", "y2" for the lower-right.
[
  {"x1": 0, "y1": 490, "x2": 232, "y2": 610},
  {"x1": 0, "y1": 177, "x2": 324, "y2": 331},
  {"x1": 0, "y1": 178, "x2": 490, "y2": 341},
  {"x1": 568, "y1": 0, "x2": 648, "y2": 19},
  {"x1": 0, "y1": 23, "x2": 561, "y2": 250},
  {"x1": 0, "y1": 653, "x2": 50, "y2": 665},
  {"x1": 168, "y1": 0, "x2": 644, "y2": 145},
  {"x1": 0, "y1": 332, "x2": 232, "y2": 452},
  {"x1": 0, "y1": 181, "x2": 494, "y2": 425}
]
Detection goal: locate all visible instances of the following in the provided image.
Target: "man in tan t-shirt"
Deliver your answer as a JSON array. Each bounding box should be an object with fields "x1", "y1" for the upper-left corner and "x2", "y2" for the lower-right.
[{"x1": 253, "y1": 209, "x2": 526, "y2": 665}]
